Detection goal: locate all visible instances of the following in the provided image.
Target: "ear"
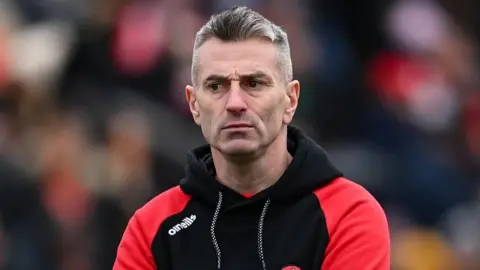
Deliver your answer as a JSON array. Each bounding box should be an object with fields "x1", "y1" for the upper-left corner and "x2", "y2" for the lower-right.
[
  {"x1": 283, "y1": 80, "x2": 300, "y2": 125},
  {"x1": 185, "y1": 85, "x2": 201, "y2": 125}
]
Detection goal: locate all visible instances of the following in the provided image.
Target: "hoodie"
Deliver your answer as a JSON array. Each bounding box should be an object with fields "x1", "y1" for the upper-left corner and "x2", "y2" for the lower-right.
[{"x1": 113, "y1": 126, "x2": 390, "y2": 270}]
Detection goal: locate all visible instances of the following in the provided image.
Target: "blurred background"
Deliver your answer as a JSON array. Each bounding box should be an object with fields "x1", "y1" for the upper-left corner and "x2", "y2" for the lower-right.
[{"x1": 0, "y1": 0, "x2": 478, "y2": 269}]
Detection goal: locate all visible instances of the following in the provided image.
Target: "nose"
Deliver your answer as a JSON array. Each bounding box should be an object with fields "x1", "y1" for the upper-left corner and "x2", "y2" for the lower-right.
[{"x1": 225, "y1": 84, "x2": 247, "y2": 113}]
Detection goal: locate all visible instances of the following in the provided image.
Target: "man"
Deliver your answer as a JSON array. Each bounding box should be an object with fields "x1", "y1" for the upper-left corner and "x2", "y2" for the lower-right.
[{"x1": 113, "y1": 6, "x2": 390, "y2": 270}]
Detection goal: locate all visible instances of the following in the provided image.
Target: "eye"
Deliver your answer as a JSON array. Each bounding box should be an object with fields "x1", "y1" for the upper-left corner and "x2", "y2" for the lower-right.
[
  {"x1": 247, "y1": 80, "x2": 262, "y2": 89},
  {"x1": 208, "y1": 83, "x2": 221, "y2": 91}
]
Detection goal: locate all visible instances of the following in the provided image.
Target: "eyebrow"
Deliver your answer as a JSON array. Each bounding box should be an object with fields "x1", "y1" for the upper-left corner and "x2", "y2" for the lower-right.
[
  {"x1": 203, "y1": 75, "x2": 229, "y2": 83},
  {"x1": 203, "y1": 71, "x2": 273, "y2": 84}
]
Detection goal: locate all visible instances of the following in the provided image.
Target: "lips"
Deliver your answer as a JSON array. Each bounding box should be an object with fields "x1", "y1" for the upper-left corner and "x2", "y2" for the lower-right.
[{"x1": 222, "y1": 122, "x2": 252, "y2": 129}]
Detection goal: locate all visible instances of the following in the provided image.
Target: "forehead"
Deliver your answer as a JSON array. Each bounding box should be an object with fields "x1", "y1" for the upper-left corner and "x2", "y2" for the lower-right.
[{"x1": 196, "y1": 38, "x2": 280, "y2": 80}]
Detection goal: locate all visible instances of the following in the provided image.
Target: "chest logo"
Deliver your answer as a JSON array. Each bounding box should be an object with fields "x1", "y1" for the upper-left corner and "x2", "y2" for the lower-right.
[
  {"x1": 168, "y1": 214, "x2": 196, "y2": 236},
  {"x1": 281, "y1": 266, "x2": 301, "y2": 270}
]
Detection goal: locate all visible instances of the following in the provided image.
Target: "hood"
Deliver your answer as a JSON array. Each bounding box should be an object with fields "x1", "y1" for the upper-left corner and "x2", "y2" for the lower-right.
[
  {"x1": 180, "y1": 125, "x2": 343, "y2": 207},
  {"x1": 180, "y1": 125, "x2": 343, "y2": 269}
]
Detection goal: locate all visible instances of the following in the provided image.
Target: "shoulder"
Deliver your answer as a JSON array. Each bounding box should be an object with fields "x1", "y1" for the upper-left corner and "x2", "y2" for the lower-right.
[
  {"x1": 113, "y1": 188, "x2": 191, "y2": 269},
  {"x1": 313, "y1": 177, "x2": 389, "y2": 244},
  {"x1": 313, "y1": 178, "x2": 390, "y2": 269},
  {"x1": 133, "y1": 186, "x2": 192, "y2": 233},
  {"x1": 313, "y1": 177, "x2": 385, "y2": 221}
]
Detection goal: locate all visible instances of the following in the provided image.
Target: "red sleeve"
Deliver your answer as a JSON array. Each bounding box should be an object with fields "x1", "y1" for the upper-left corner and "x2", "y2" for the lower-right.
[
  {"x1": 314, "y1": 178, "x2": 390, "y2": 270},
  {"x1": 113, "y1": 186, "x2": 191, "y2": 270}
]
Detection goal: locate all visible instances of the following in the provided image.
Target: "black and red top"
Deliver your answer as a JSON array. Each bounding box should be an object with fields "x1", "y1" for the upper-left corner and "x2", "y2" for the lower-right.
[{"x1": 113, "y1": 126, "x2": 390, "y2": 269}]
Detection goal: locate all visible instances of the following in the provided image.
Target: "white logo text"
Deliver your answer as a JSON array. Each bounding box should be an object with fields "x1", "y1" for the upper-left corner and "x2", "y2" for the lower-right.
[{"x1": 168, "y1": 215, "x2": 196, "y2": 236}]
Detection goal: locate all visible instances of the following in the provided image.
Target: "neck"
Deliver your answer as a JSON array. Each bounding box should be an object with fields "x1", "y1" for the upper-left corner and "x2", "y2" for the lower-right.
[{"x1": 212, "y1": 129, "x2": 292, "y2": 195}]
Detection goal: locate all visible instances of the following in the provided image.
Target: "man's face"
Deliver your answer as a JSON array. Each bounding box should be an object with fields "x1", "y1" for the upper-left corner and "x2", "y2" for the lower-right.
[{"x1": 186, "y1": 38, "x2": 299, "y2": 157}]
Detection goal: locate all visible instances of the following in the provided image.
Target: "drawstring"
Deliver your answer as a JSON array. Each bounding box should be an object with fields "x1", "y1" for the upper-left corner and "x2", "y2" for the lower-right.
[
  {"x1": 211, "y1": 192, "x2": 223, "y2": 269},
  {"x1": 210, "y1": 191, "x2": 271, "y2": 270},
  {"x1": 257, "y1": 199, "x2": 271, "y2": 270}
]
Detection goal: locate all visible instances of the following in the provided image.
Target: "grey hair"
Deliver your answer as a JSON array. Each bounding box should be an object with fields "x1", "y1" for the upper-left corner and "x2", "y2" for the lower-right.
[{"x1": 191, "y1": 6, "x2": 293, "y2": 86}]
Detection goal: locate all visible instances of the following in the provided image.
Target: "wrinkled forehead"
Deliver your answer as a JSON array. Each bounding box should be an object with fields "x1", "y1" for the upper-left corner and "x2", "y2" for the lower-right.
[{"x1": 196, "y1": 38, "x2": 281, "y2": 82}]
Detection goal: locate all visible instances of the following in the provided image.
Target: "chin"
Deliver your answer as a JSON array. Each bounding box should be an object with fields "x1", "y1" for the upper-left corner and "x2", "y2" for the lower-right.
[{"x1": 217, "y1": 140, "x2": 260, "y2": 156}]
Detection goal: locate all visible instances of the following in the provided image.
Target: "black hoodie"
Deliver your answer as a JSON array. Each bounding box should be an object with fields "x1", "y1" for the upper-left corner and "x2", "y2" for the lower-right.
[{"x1": 113, "y1": 126, "x2": 390, "y2": 270}]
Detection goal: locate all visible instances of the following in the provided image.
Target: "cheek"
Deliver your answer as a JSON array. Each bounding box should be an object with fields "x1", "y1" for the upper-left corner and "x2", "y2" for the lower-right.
[
  {"x1": 256, "y1": 94, "x2": 286, "y2": 127},
  {"x1": 197, "y1": 101, "x2": 219, "y2": 129}
]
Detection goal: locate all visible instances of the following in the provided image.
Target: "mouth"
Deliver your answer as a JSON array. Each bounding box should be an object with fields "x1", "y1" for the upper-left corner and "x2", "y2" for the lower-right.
[{"x1": 222, "y1": 122, "x2": 253, "y2": 130}]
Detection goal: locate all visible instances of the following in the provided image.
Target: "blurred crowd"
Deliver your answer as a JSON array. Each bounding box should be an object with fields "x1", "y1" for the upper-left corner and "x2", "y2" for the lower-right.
[{"x1": 0, "y1": 0, "x2": 478, "y2": 269}]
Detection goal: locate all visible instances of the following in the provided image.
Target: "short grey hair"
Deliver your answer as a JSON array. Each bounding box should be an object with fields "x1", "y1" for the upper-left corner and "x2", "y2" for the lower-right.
[{"x1": 191, "y1": 6, "x2": 293, "y2": 85}]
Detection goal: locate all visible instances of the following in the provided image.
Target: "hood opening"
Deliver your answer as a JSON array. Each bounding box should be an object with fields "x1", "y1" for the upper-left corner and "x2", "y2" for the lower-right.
[
  {"x1": 180, "y1": 125, "x2": 343, "y2": 206},
  {"x1": 181, "y1": 125, "x2": 343, "y2": 269}
]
